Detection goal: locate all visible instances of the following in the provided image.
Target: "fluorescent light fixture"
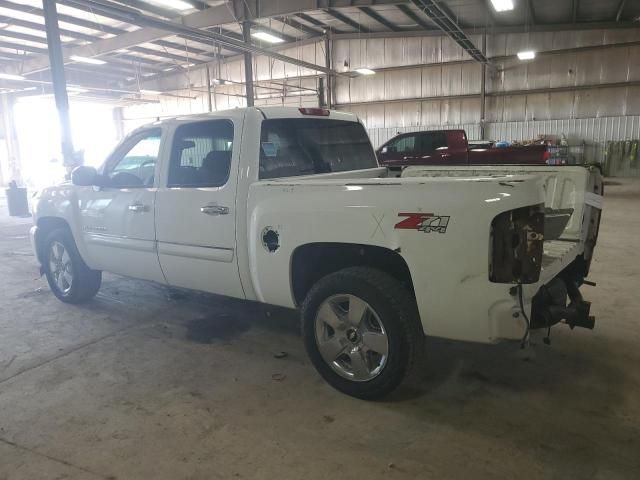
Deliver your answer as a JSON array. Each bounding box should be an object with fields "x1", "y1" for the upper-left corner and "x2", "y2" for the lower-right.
[
  {"x1": 517, "y1": 50, "x2": 536, "y2": 60},
  {"x1": 67, "y1": 86, "x2": 88, "y2": 93},
  {"x1": 213, "y1": 78, "x2": 226, "y2": 85},
  {"x1": 155, "y1": 0, "x2": 194, "y2": 10},
  {"x1": 355, "y1": 68, "x2": 376, "y2": 75},
  {"x1": 70, "y1": 55, "x2": 106, "y2": 65},
  {"x1": 251, "y1": 31, "x2": 285, "y2": 44},
  {"x1": 140, "y1": 89, "x2": 162, "y2": 95},
  {"x1": 0, "y1": 72, "x2": 26, "y2": 81},
  {"x1": 116, "y1": 49, "x2": 131, "y2": 53},
  {"x1": 490, "y1": 0, "x2": 514, "y2": 12}
]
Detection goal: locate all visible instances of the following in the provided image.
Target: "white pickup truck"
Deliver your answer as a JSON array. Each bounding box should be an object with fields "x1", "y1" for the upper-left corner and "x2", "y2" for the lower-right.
[{"x1": 30, "y1": 107, "x2": 603, "y2": 399}]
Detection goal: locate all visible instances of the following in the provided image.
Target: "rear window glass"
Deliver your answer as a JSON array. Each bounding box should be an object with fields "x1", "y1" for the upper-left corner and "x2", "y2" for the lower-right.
[{"x1": 259, "y1": 119, "x2": 377, "y2": 179}]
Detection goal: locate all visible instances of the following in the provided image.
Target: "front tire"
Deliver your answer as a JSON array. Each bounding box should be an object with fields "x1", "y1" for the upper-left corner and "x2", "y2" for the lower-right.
[
  {"x1": 43, "y1": 228, "x2": 102, "y2": 304},
  {"x1": 302, "y1": 267, "x2": 423, "y2": 400}
]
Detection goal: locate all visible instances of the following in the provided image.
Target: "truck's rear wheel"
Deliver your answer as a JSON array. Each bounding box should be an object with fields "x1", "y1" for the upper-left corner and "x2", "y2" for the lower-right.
[
  {"x1": 301, "y1": 267, "x2": 423, "y2": 399},
  {"x1": 43, "y1": 228, "x2": 102, "y2": 304}
]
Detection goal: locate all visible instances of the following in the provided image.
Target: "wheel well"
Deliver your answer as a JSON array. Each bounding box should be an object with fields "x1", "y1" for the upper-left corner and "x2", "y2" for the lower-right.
[
  {"x1": 35, "y1": 217, "x2": 70, "y2": 262},
  {"x1": 290, "y1": 243, "x2": 414, "y2": 306}
]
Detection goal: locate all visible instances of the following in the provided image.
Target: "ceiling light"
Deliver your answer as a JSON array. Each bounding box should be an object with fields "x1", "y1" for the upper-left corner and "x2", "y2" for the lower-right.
[
  {"x1": 517, "y1": 50, "x2": 536, "y2": 60},
  {"x1": 140, "y1": 89, "x2": 162, "y2": 95},
  {"x1": 355, "y1": 68, "x2": 376, "y2": 75},
  {"x1": 155, "y1": 0, "x2": 194, "y2": 10},
  {"x1": 0, "y1": 72, "x2": 26, "y2": 81},
  {"x1": 70, "y1": 55, "x2": 106, "y2": 65},
  {"x1": 213, "y1": 79, "x2": 226, "y2": 85},
  {"x1": 490, "y1": 0, "x2": 514, "y2": 12},
  {"x1": 251, "y1": 31, "x2": 285, "y2": 44}
]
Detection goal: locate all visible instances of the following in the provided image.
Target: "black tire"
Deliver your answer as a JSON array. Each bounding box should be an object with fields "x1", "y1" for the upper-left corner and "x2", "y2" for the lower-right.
[
  {"x1": 302, "y1": 267, "x2": 424, "y2": 400},
  {"x1": 42, "y1": 227, "x2": 102, "y2": 304}
]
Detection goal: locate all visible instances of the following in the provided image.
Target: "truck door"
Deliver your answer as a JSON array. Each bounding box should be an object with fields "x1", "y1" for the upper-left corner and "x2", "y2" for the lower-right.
[
  {"x1": 154, "y1": 119, "x2": 245, "y2": 299},
  {"x1": 444, "y1": 130, "x2": 469, "y2": 163},
  {"x1": 77, "y1": 128, "x2": 165, "y2": 282}
]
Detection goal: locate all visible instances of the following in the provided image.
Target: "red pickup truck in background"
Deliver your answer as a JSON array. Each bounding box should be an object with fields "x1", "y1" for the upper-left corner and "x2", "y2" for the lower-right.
[{"x1": 377, "y1": 129, "x2": 549, "y2": 166}]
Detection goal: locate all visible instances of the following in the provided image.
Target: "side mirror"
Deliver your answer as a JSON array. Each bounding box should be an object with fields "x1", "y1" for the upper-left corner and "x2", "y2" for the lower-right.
[{"x1": 71, "y1": 166, "x2": 99, "y2": 186}]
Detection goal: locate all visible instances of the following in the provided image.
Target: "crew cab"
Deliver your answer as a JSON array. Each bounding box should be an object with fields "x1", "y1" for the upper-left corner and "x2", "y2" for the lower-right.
[
  {"x1": 30, "y1": 107, "x2": 602, "y2": 399},
  {"x1": 377, "y1": 129, "x2": 548, "y2": 167}
]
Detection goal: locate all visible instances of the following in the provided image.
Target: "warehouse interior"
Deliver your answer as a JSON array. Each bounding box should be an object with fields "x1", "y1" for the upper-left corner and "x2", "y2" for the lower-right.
[{"x1": 1, "y1": 1, "x2": 639, "y2": 478}]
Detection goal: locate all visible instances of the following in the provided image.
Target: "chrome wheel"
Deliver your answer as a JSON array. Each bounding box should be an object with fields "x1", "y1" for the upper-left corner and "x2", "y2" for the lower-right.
[
  {"x1": 49, "y1": 241, "x2": 73, "y2": 295},
  {"x1": 314, "y1": 294, "x2": 389, "y2": 382}
]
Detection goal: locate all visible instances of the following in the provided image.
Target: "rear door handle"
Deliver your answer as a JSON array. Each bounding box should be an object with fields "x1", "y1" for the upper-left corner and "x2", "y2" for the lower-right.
[
  {"x1": 200, "y1": 205, "x2": 229, "y2": 216},
  {"x1": 128, "y1": 203, "x2": 149, "y2": 213}
]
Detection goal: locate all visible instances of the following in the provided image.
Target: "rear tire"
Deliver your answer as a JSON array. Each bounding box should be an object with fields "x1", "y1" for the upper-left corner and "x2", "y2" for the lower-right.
[
  {"x1": 301, "y1": 267, "x2": 423, "y2": 400},
  {"x1": 43, "y1": 228, "x2": 102, "y2": 304}
]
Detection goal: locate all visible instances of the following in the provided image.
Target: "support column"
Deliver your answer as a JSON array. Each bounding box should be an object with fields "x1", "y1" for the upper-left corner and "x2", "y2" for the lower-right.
[
  {"x1": 324, "y1": 31, "x2": 333, "y2": 108},
  {"x1": 480, "y1": 32, "x2": 487, "y2": 140},
  {"x1": 42, "y1": 0, "x2": 75, "y2": 168},
  {"x1": 0, "y1": 94, "x2": 22, "y2": 185},
  {"x1": 112, "y1": 107, "x2": 125, "y2": 141},
  {"x1": 205, "y1": 65, "x2": 213, "y2": 112},
  {"x1": 242, "y1": 21, "x2": 255, "y2": 107}
]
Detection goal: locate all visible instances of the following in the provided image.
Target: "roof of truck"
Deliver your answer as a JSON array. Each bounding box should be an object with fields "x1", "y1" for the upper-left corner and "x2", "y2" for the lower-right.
[{"x1": 133, "y1": 106, "x2": 360, "y2": 133}]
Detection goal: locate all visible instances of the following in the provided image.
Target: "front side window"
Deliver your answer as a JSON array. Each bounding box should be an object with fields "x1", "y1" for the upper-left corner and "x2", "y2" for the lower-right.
[
  {"x1": 391, "y1": 135, "x2": 417, "y2": 153},
  {"x1": 105, "y1": 129, "x2": 161, "y2": 188},
  {"x1": 259, "y1": 119, "x2": 377, "y2": 180},
  {"x1": 168, "y1": 120, "x2": 234, "y2": 188}
]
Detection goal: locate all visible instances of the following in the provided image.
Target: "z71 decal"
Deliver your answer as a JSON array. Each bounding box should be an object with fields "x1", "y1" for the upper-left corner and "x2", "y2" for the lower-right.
[{"x1": 395, "y1": 213, "x2": 450, "y2": 234}]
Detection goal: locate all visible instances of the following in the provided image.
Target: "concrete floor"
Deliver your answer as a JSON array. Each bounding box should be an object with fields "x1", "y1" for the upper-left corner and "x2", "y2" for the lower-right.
[{"x1": 0, "y1": 180, "x2": 639, "y2": 480}]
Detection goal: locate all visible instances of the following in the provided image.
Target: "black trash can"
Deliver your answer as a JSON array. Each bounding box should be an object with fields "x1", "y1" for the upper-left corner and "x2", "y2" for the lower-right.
[{"x1": 6, "y1": 182, "x2": 30, "y2": 217}]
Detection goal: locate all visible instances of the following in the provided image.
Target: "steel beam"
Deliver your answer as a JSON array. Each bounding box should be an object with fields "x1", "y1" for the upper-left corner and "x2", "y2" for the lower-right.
[
  {"x1": 480, "y1": 33, "x2": 487, "y2": 139},
  {"x1": 359, "y1": 7, "x2": 402, "y2": 32},
  {"x1": 616, "y1": 0, "x2": 627, "y2": 21},
  {"x1": 275, "y1": 16, "x2": 324, "y2": 37},
  {"x1": 325, "y1": 8, "x2": 371, "y2": 33},
  {"x1": 334, "y1": 79, "x2": 640, "y2": 107},
  {"x1": 42, "y1": 0, "x2": 75, "y2": 167},
  {"x1": 572, "y1": 0, "x2": 579, "y2": 23},
  {"x1": 325, "y1": 32, "x2": 332, "y2": 108},
  {"x1": 61, "y1": 0, "x2": 342, "y2": 75},
  {"x1": 396, "y1": 4, "x2": 432, "y2": 30},
  {"x1": 410, "y1": 0, "x2": 488, "y2": 63},
  {"x1": 249, "y1": 21, "x2": 297, "y2": 43},
  {"x1": 526, "y1": 0, "x2": 537, "y2": 25}
]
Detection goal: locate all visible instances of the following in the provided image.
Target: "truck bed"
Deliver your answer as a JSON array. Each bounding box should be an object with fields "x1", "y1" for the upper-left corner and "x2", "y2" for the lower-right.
[{"x1": 402, "y1": 164, "x2": 603, "y2": 284}]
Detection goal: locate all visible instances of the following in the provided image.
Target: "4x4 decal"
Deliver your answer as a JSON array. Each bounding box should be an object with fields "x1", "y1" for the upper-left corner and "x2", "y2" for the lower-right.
[{"x1": 395, "y1": 213, "x2": 450, "y2": 234}]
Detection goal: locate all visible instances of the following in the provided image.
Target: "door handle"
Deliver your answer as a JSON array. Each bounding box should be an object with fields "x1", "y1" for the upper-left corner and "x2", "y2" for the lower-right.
[
  {"x1": 128, "y1": 203, "x2": 149, "y2": 213},
  {"x1": 200, "y1": 205, "x2": 229, "y2": 216}
]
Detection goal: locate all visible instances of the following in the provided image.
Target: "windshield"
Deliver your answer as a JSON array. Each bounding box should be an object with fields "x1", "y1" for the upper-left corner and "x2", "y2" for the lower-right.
[{"x1": 259, "y1": 118, "x2": 378, "y2": 179}]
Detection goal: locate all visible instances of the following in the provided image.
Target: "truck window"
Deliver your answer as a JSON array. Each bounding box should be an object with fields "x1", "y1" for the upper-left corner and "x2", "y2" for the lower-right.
[
  {"x1": 259, "y1": 119, "x2": 377, "y2": 179},
  {"x1": 167, "y1": 120, "x2": 233, "y2": 188},
  {"x1": 418, "y1": 132, "x2": 448, "y2": 153},
  {"x1": 386, "y1": 134, "x2": 416, "y2": 153},
  {"x1": 104, "y1": 129, "x2": 161, "y2": 188}
]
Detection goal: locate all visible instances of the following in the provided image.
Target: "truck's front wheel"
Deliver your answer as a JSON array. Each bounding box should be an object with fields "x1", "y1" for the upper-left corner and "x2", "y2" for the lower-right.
[
  {"x1": 43, "y1": 228, "x2": 102, "y2": 304},
  {"x1": 301, "y1": 267, "x2": 423, "y2": 399}
]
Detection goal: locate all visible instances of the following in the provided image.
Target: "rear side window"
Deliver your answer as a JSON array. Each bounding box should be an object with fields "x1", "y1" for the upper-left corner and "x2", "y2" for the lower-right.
[
  {"x1": 418, "y1": 132, "x2": 448, "y2": 152},
  {"x1": 168, "y1": 120, "x2": 233, "y2": 188},
  {"x1": 259, "y1": 119, "x2": 377, "y2": 179}
]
